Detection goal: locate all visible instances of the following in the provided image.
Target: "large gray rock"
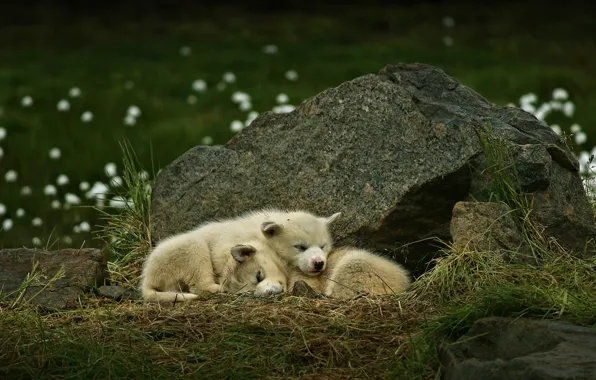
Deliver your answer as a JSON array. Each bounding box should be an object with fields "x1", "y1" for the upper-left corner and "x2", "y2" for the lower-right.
[
  {"x1": 440, "y1": 316, "x2": 596, "y2": 380},
  {"x1": 151, "y1": 63, "x2": 595, "y2": 274},
  {"x1": 0, "y1": 248, "x2": 107, "y2": 309}
]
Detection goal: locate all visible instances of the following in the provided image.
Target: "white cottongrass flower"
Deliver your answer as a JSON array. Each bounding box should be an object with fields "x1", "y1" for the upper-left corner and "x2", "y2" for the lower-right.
[
  {"x1": 139, "y1": 170, "x2": 149, "y2": 181},
  {"x1": 230, "y1": 120, "x2": 244, "y2": 133},
  {"x1": 16, "y1": 208, "x2": 25, "y2": 218},
  {"x1": 20, "y1": 186, "x2": 32, "y2": 196},
  {"x1": 56, "y1": 174, "x2": 69, "y2": 186},
  {"x1": 79, "y1": 221, "x2": 91, "y2": 232},
  {"x1": 0, "y1": 127, "x2": 5, "y2": 140},
  {"x1": 81, "y1": 111, "x2": 93, "y2": 122},
  {"x1": 0, "y1": 203, "x2": 5, "y2": 215},
  {"x1": 31, "y1": 217, "x2": 43, "y2": 227},
  {"x1": 579, "y1": 151, "x2": 591, "y2": 173},
  {"x1": 49, "y1": 147, "x2": 61, "y2": 159},
  {"x1": 187, "y1": 95, "x2": 197, "y2": 105},
  {"x1": 520, "y1": 93, "x2": 538, "y2": 104},
  {"x1": 201, "y1": 136, "x2": 213, "y2": 145},
  {"x1": 21, "y1": 96, "x2": 33, "y2": 107},
  {"x1": 86, "y1": 181, "x2": 109, "y2": 199},
  {"x1": 5, "y1": 170, "x2": 17, "y2": 182},
  {"x1": 2, "y1": 219, "x2": 13, "y2": 231},
  {"x1": 549, "y1": 101, "x2": 562, "y2": 111},
  {"x1": 73, "y1": 225, "x2": 81, "y2": 233},
  {"x1": 239, "y1": 100, "x2": 252, "y2": 112},
  {"x1": 79, "y1": 181, "x2": 90, "y2": 191},
  {"x1": 69, "y1": 87, "x2": 81, "y2": 97},
  {"x1": 192, "y1": 79, "x2": 207, "y2": 92},
  {"x1": 262, "y1": 44, "x2": 278, "y2": 54},
  {"x1": 65, "y1": 193, "x2": 81, "y2": 205},
  {"x1": 32, "y1": 237, "x2": 42, "y2": 246},
  {"x1": 127, "y1": 105, "x2": 141, "y2": 117},
  {"x1": 443, "y1": 36, "x2": 453, "y2": 47},
  {"x1": 51, "y1": 199, "x2": 61, "y2": 209},
  {"x1": 575, "y1": 131, "x2": 587, "y2": 145},
  {"x1": 521, "y1": 103, "x2": 536, "y2": 114},
  {"x1": 123, "y1": 114, "x2": 136, "y2": 126},
  {"x1": 276, "y1": 93, "x2": 289, "y2": 104},
  {"x1": 63, "y1": 235, "x2": 72, "y2": 244},
  {"x1": 223, "y1": 72, "x2": 236, "y2": 83},
  {"x1": 245, "y1": 111, "x2": 259, "y2": 127},
  {"x1": 124, "y1": 81, "x2": 135, "y2": 90},
  {"x1": 570, "y1": 123, "x2": 582, "y2": 133},
  {"x1": 563, "y1": 101, "x2": 575, "y2": 117},
  {"x1": 231, "y1": 91, "x2": 250, "y2": 103},
  {"x1": 109, "y1": 196, "x2": 127, "y2": 208},
  {"x1": 44, "y1": 184, "x2": 57, "y2": 196},
  {"x1": 179, "y1": 46, "x2": 192, "y2": 56},
  {"x1": 216, "y1": 82, "x2": 226, "y2": 91},
  {"x1": 110, "y1": 176, "x2": 123, "y2": 187},
  {"x1": 285, "y1": 70, "x2": 299, "y2": 81},
  {"x1": 57, "y1": 99, "x2": 70, "y2": 111},
  {"x1": 272, "y1": 104, "x2": 296, "y2": 114},
  {"x1": 533, "y1": 103, "x2": 552, "y2": 121},
  {"x1": 552, "y1": 88, "x2": 569, "y2": 100},
  {"x1": 104, "y1": 162, "x2": 117, "y2": 177},
  {"x1": 443, "y1": 16, "x2": 455, "y2": 27}
]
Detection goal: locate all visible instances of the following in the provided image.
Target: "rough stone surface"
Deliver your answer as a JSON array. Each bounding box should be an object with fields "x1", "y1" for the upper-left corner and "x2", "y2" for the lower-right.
[
  {"x1": 151, "y1": 63, "x2": 595, "y2": 273},
  {"x1": 0, "y1": 248, "x2": 107, "y2": 309},
  {"x1": 440, "y1": 316, "x2": 596, "y2": 380},
  {"x1": 290, "y1": 280, "x2": 322, "y2": 299},
  {"x1": 450, "y1": 201, "x2": 528, "y2": 253},
  {"x1": 97, "y1": 285, "x2": 141, "y2": 300}
]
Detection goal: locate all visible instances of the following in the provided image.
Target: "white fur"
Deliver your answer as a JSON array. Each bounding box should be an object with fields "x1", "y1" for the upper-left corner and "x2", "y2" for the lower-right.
[
  {"x1": 288, "y1": 247, "x2": 411, "y2": 300},
  {"x1": 259, "y1": 210, "x2": 341, "y2": 275},
  {"x1": 141, "y1": 209, "x2": 340, "y2": 302}
]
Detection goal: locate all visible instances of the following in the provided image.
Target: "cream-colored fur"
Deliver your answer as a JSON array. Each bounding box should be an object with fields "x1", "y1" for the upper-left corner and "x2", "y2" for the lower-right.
[
  {"x1": 288, "y1": 247, "x2": 411, "y2": 299},
  {"x1": 142, "y1": 239, "x2": 287, "y2": 302},
  {"x1": 141, "y1": 209, "x2": 341, "y2": 302},
  {"x1": 260, "y1": 210, "x2": 341, "y2": 275}
]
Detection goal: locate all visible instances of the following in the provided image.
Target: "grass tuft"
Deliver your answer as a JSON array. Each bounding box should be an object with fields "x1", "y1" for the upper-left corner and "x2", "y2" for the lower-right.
[{"x1": 94, "y1": 140, "x2": 154, "y2": 288}]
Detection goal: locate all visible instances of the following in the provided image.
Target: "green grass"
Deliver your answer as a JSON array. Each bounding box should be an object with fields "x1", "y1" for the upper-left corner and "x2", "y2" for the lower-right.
[{"x1": 1, "y1": 2, "x2": 596, "y2": 247}]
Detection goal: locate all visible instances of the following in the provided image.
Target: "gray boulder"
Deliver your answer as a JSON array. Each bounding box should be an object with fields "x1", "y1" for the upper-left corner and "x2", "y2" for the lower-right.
[
  {"x1": 440, "y1": 316, "x2": 596, "y2": 380},
  {"x1": 0, "y1": 248, "x2": 107, "y2": 309},
  {"x1": 151, "y1": 63, "x2": 595, "y2": 274}
]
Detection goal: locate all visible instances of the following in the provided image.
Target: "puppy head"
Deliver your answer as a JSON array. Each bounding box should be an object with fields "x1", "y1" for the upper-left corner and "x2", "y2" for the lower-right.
[
  {"x1": 222, "y1": 241, "x2": 287, "y2": 297},
  {"x1": 261, "y1": 211, "x2": 341, "y2": 276}
]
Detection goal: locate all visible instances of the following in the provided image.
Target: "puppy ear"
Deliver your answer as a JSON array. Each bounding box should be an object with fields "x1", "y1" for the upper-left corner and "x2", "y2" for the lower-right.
[
  {"x1": 261, "y1": 221, "x2": 283, "y2": 237},
  {"x1": 324, "y1": 212, "x2": 341, "y2": 225},
  {"x1": 231, "y1": 244, "x2": 257, "y2": 263}
]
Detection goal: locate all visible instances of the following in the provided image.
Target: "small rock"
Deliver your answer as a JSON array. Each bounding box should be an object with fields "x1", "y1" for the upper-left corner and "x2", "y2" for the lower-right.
[
  {"x1": 450, "y1": 201, "x2": 529, "y2": 254},
  {"x1": 291, "y1": 280, "x2": 321, "y2": 298},
  {"x1": 440, "y1": 316, "x2": 596, "y2": 380},
  {"x1": 0, "y1": 248, "x2": 107, "y2": 309},
  {"x1": 97, "y1": 285, "x2": 141, "y2": 300}
]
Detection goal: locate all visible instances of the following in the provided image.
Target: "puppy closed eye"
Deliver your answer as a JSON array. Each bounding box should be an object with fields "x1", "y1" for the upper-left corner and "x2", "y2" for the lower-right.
[
  {"x1": 256, "y1": 271, "x2": 263, "y2": 283},
  {"x1": 293, "y1": 244, "x2": 307, "y2": 252}
]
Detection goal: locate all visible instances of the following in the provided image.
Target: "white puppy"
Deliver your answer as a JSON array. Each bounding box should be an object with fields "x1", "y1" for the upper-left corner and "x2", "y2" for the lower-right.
[
  {"x1": 288, "y1": 247, "x2": 412, "y2": 300},
  {"x1": 141, "y1": 209, "x2": 341, "y2": 302}
]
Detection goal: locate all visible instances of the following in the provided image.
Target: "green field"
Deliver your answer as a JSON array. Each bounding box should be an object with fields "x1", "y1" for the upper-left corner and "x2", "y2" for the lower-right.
[{"x1": 1, "y1": 2, "x2": 595, "y2": 248}]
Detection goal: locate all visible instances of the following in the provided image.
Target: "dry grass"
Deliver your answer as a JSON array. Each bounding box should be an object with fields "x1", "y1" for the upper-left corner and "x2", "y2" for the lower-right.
[{"x1": 0, "y1": 293, "x2": 440, "y2": 379}]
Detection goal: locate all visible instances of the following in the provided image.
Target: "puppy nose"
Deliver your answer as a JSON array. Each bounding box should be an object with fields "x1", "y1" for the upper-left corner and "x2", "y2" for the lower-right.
[{"x1": 314, "y1": 261, "x2": 324, "y2": 271}]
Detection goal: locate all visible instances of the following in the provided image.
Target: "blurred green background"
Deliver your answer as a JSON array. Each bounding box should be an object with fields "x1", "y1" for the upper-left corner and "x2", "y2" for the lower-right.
[{"x1": 1, "y1": 1, "x2": 595, "y2": 249}]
